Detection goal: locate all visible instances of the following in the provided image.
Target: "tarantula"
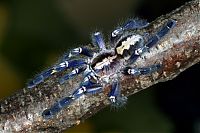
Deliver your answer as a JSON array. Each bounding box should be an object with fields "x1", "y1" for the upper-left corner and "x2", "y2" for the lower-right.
[{"x1": 27, "y1": 18, "x2": 176, "y2": 118}]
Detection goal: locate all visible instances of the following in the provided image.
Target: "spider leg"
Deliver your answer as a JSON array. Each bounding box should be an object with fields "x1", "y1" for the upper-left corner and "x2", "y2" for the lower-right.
[
  {"x1": 82, "y1": 71, "x2": 99, "y2": 84},
  {"x1": 42, "y1": 97, "x2": 73, "y2": 119},
  {"x1": 80, "y1": 71, "x2": 102, "y2": 94},
  {"x1": 42, "y1": 86, "x2": 87, "y2": 119},
  {"x1": 111, "y1": 18, "x2": 149, "y2": 39},
  {"x1": 53, "y1": 59, "x2": 87, "y2": 73},
  {"x1": 108, "y1": 81, "x2": 127, "y2": 107},
  {"x1": 92, "y1": 32, "x2": 106, "y2": 50},
  {"x1": 71, "y1": 86, "x2": 87, "y2": 99},
  {"x1": 81, "y1": 72, "x2": 101, "y2": 91},
  {"x1": 28, "y1": 59, "x2": 87, "y2": 89},
  {"x1": 42, "y1": 83, "x2": 102, "y2": 119},
  {"x1": 109, "y1": 81, "x2": 120, "y2": 103},
  {"x1": 61, "y1": 47, "x2": 94, "y2": 61},
  {"x1": 123, "y1": 64, "x2": 161, "y2": 76},
  {"x1": 128, "y1": 46, "x2": 148, "y2": 64},
  {"x1": 81, "y1": 78, "x2": 97, "y2": 88},
  {"x1": 27, "y1": 68, "x2": 55, "y2": 88},
  {"x1": 146, "y1": 19, "x2": 176, "y2": 48},
  {"x1": 85, "y1": 84, "x2": 103, "y2": 94},
  {"x1": 59, "y1": 67, "x2": 86, "y2": 84},
  {"x1": 72, "y1": 83, "x2": 102, "y2": 99},
  {"x1": 129, "y1": 19, "x2": 176, "y2": 63}
]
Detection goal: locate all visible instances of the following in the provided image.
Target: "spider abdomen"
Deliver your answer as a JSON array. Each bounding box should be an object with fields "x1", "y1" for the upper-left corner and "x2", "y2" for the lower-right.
[{"x1": 115, "y1": 34, "x2": 144, "y2": 58}]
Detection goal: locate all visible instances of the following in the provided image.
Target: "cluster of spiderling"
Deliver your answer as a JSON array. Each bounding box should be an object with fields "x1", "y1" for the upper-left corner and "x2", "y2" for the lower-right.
[{"x1": 27, "y1": 18, "x2": 176, "y2": 119}]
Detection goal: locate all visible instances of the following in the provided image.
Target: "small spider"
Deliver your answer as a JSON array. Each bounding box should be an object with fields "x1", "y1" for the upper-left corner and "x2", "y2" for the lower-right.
[{"x1": 27, "y1": 19, "x2": 176, "y2": 118}]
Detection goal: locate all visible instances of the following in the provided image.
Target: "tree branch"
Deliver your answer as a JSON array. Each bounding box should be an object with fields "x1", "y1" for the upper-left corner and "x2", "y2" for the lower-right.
[{"x1": 0, "y1": 0, "x2": 199, "y2": 132}]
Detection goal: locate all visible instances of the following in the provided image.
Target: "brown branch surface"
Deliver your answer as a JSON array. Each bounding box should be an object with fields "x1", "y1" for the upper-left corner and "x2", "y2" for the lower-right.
[{"x1": 0, "y1": 0, "x2": 200, "y2": 132}]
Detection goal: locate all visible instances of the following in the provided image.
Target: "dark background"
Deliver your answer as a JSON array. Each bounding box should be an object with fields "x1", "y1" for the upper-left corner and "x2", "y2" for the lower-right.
[{"x1": 0, "y1": 0, "x2": 199, "y2": 133}]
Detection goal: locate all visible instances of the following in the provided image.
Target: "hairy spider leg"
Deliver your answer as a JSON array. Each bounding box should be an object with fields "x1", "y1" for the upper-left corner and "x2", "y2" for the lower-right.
[
  {"x1": 108, "y1": 81, "x2": 127, "y2": 107},
  {"x1": 81, "y1": 78, "x2": 97, "y2": 88},
  {"x1": 42, "y1": 86, "x2": 86, "y2": 119},
  {"x1": 62, "y1": 47, "x2": 94, "y2": 61},
  {"x1": 111, "y1": 18, "x2": 149, "y2": 38},
  {"x1": 109, "y1": 81, "x2": 120, "y2": 103},
  {"x1": 92, "y1": 32, "x2": 106, "y2": 50},
  {"x1": 128, "y1": 46, "x2": 148, "y2": 64},
  {"x1": 71, "y1": 86, "x2": 87, "y2": 99},
  {"x1": 82, "y1": 71, "x2": 98, "y2": 84},
  {"x1": 27, "y1": 59, "x2": 87, "y2": 89},
  {"x1": 42, "y1": 97, "x2": 73, "y2": 119},
  {"x1": 53, "y1": 59, "x2": 87, "y2": 73},
  {"x1": 59, "y1": 66, "x2": 86, "y2": 84},
  {"x1": 72, "y1": 81, "x2": 102, "y2": 99},
  {"x1": 68, "y1": 81, "x2": 102, "y2": 100},
  {"x1": 70, "y1": 70, "x2": 101, "y2": 96},
  {"x1": 85, "y1": 84, "x2": 103, "y2": 94},
  {"x1": 146, "y1": 19, "x2": 176, "y2": 48},
  {"x1": 43, "y1": 86, "x2": 88, "y2": 118},
  {"x1": 27, "y1": 68, "x2": 55, "y2": 88},
  {"x1": 123, "y1": 64, "x2": 161, "y2": 76},
  {"x1": 129, "y1": 19, "x2": 176, "y2": 63},
  {"x1": 42, "y1": 83, "x2": 102, "y2": 119}
]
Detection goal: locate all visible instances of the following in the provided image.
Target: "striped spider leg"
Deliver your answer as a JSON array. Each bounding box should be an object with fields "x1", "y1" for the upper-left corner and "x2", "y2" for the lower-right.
[
  {"x1": 111, "y1": 18, "x2": 149, "y2": 43},
  {"x1": 123, "y1": 64, "x2": 162, "y2": 76},
  {"x1": 108, "y1": 80, "x2": 127, "y2": 108},
  {"x1": 42, "y1": 83, "x2": 103, "y2": 119},
  {"x1": 61, "y1": 47, "x2": 94, "y2": 61}
]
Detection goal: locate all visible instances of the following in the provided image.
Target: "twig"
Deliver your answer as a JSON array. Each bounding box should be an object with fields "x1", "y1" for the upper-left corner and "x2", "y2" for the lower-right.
[{"x1": 0, "y1": 0, "x2": 199, "y2": 132}]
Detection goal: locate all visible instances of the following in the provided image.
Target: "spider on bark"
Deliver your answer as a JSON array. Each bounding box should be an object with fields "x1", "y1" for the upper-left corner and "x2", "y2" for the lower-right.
[{"x1": 27, "y1": 18, "x2": 176, "y2": 118}]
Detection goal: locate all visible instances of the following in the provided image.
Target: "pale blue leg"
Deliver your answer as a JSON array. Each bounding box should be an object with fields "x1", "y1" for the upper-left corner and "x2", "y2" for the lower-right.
[
  {"x1": 42, "y1": 97, "x2": 73, "y2": 119},
  {"x1": 82, "y1": 71, "x2": 98, "y2": 84},
  {"x1": 59, "y1": 67, "x2": 86, "y2": 84},
  {"x1": 123, "y1": 64, "x2": 161, "y2": 76},
  {"x1": 42, "y1": 83, "x2": 102, "y2": 119},
  {"x1": 62, "y1": 47, "x2": 94, "y2": 61},
  {"x1": 54, "y1": 59, "x2": 87, "y2": 73},
  {"x1": 28, "y1": 59, "x2": 87, "y2": 89},
  {"x1": 85, "y1": 84, "x2": 102, "y2": 94},
  {"x1": 81, "y1": 79, "x2": 97, "y2": 88},
  {"x1": 128, "y1": 46, "x2": 148, "y2": 64},
  {"x1": 146, "y1": 19, "x2": 176, "y2": 48},
  {"x1": 71, "y1": 84, "x2": 102, "y2": 99},
  {"x1": 92, "y1": 32, "x2": 106, "y2": 50},
  {"x1": 71, "y1": 86, "x2": 87, "y2": 99},
  {"x1": 111, "y1": 18, "x2": 149, "y2": 39},
  {"x1": 42, "y1": 86, "x2": 87, "y2": 119},
  {"x1": 108, "y1": 81, "x2": 120, "y2": 103},
  {"x1": 27, "y1": 68, "x2": 55, "y2": 88},
  {"x1": 108, "y1": 81, "x2": 127, "y2": 107}
]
